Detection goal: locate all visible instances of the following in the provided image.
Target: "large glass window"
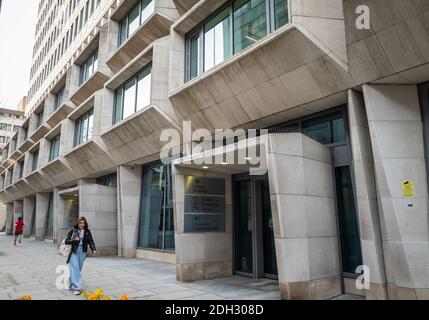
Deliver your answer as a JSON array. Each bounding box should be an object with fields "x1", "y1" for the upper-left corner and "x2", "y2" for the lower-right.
[
  {"x1": 36, "y1": 108, "x2": 44, "y2": 128},
  {"x1": 204, "y1": 7, "x2": 232, "y2": 72},
  {"x1": 74, "y1": 108, "x2": 94, "y2": 147},
  {"x1": 54, "y1": 86, "x2": 65, "y2": 111},
  {"x1": 113, "y1": 64, "x2": 152, "y2": 124},
  {"x1": 118, "y1": 0, "x2": 155, "y2": 46},
  {"x1": 186, "y1": 0, "x2": 289, "y2": 81},
  {"x1": 32, "y1": 150, "x2": 39, "y2": 172},
  {"x1": 335, "y1": 166, "x2": 363, "y2": 274},
  {"x1": 233, "y1": 0, "x2": 267, "y2": 54},
  {"x1": 45, "y1": 193, "x2": 54, "y2": 240},
  {"x1": 79, "y1": 49, "x2": 98, "y2": 85},
  {"x1": 138, "y1": 162, "x2": 175, "y2": 252},
  {"x1": 49, "y1": 134, "x2": 61, "y2": 162},
  {"x1": 302, "y1": 111, "x2": 346, "y2": 145}
]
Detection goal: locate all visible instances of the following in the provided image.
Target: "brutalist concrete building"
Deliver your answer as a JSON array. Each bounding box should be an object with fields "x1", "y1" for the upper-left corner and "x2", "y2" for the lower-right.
[{"x1": 1, "y1": 0, "x2": 429, "y2": 300}]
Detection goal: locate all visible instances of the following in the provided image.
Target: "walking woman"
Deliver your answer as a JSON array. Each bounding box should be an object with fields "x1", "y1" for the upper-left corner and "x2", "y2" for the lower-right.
[{"x1": 65, "y1": 217, "x2": 96, "y2": 295}]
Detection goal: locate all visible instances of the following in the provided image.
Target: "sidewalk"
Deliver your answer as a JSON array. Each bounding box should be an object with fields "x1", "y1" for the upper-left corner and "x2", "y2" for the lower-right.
[{"x1": 0, "y1": 233, "x2": 281, "y2": 300}]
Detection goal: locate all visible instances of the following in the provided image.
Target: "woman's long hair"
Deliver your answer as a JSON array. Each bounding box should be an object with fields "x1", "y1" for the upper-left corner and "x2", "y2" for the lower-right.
[{"x1": 74, "y1": 216, "x2": 89, "y2": 230}]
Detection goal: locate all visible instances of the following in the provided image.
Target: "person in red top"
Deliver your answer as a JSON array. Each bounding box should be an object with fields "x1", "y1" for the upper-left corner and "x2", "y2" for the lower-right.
[{"x1": 14, "y1": 217, "x2": 24, "y2": 246}]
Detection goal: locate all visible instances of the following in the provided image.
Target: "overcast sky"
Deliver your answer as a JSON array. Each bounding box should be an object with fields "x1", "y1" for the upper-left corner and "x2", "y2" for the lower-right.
[{"x1": 0, "y1": 0, "x2": 38, "y2": 109}]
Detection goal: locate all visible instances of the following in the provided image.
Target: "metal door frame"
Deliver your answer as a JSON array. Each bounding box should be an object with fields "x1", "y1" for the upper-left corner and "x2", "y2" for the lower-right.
[{"x1": 232, "y1": 173, "x2": 278, "y2": 279}]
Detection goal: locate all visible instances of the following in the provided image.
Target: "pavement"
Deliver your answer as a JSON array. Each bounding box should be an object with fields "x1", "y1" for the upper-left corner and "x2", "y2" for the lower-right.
[{"x1": 0, "y1": 233, "x2": 281, "y2": 300}]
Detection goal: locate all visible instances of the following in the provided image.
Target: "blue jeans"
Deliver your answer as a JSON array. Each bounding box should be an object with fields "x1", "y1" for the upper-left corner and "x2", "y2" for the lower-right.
[{"x1": 69, "y1": 245, "x2": 85, "y2": 290}]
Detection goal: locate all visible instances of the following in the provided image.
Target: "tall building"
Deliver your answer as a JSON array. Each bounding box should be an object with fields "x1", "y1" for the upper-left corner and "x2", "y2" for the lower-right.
[
  {"x1": 1, "y1": 0, "x2": 429, "y2": 300},
  {"x1": 16, "y1": 97, "x2": 27, "y2": 114}
]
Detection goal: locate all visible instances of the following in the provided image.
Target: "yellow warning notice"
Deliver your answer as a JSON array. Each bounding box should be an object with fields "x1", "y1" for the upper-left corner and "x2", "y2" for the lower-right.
[{"x1": 401, "y1": 180, "x2": 415, "y2": 198}]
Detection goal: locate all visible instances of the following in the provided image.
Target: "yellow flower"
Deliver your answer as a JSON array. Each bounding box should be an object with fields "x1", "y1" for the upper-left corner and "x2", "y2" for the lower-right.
[
  {"x1": 94, "y1": 288, "x2": 104, "y2": 297},
  {"x1": 22, "y1": 295, "x2": 32, "y2": 300},
  {"x1": 88, "y1": 294, "x2": 98, "y2": 300},
  {"x1": 81, "y1": 291, "x2": 89, "y2": 298},
  {"x1": 102, "y1": 296, "x2": 111, "y2": 300},
  {"x1": 120, "y1": 295, "x2": 129, "y2": 301}
]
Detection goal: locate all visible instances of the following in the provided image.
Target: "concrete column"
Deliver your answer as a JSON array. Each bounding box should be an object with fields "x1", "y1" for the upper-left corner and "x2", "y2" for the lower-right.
[
  {"x1": 45, "y1": 93, "x2": 56, "y2": 120},
  {"x1": 173, "y1": 167, "x2": 233, "y2": 282},
  {"x1": 267, "y1": 133, "x2": 341, "y2": 300},
  {"x1": 117, "y1": 165, "x2": 142, "y2": 258},
  {"x1": 23, "y1": 196, "x2": 36, "y2": 238},
  {"x1": 79, "y1": 179, "x2": 118, "y2": 256},
  {"x1": 59, "y1": 119, "x2": 75, "y2": 156},
  {"x1": 5, "y1": 203, "x2": 14, "y2": 235},
  {"x1": 363, "y1": 84, "x2": 429, "y2": 299},
  {"x1": 13, "y1": 200, "x2": 23, "y2": 224},
  {"x1": 35, "y1": 192, "x2": 50, "y2": 240},
  {"x1": 348, "y1": 89, "x2": 388, "y2": 299},
  {"x1": 98, "y1": 20, "x2": 117, "y2": 77}
]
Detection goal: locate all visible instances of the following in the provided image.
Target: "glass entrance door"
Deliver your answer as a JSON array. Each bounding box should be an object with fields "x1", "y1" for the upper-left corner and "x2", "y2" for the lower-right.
[{"x1": 234, "y1": 176, "x2": 278, "y2": 278}]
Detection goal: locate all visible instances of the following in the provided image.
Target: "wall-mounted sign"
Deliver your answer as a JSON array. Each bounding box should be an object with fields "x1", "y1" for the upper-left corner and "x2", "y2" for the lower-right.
[
  {"x1": 184, "y1": 176, "x2": 225, "y2": 196},
  {"x1": 401, "y1": 180, "x2": 415, "y2": 198},
  {"x1": 184, "y1": 176, "x2": 226, "y2": 233},
  {"x1": 184, "y1": 214, "x2": 225, "y2": 233},
  {"x1": 185, "y1": 195, "x2": 225, "y2": 214}
]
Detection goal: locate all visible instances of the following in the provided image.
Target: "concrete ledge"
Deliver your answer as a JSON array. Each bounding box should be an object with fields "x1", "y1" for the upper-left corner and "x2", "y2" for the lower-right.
[
  {"x1": 279, "y1": 275, "x2": 342, "y2": 300},
  {"x1": 63, "y1": 140, "x2": 116, "y2": 178},
  {"x1": 30, "y1": 124, "x2": 52, "y2": 143},
  {"x1": 105, "y1": 44, "x2": 153, "y2": 89},
  {"x1": 70, "y1": 71, "x2": 110, "y2": 106},
  {"x1": 46, "y1": 103, "x2": 75, "y2": 128},
  {"x1": 176, "y1": 261, "x2": 233, "y2": 282},
  {"x1": 106, "y1": 13, "x2": 173, "y2": 74},
  {"x1": 173, "y1": 0, "x2": 199, "y2": 16},
  {"x1": 17, "y1": 139, "x2": 35, "y2": 154},
  {"x1": 136, "y1": 249, "x2": 176, "y2": 264}
]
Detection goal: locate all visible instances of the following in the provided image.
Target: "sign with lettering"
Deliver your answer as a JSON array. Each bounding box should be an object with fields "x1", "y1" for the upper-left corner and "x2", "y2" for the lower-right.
[
  {"x1": 184, "y1": 176, "x2": 226, "y2": 232},
  {"x1": 184, "y1": 214, "x2": 225, "y2": 233},
  {"x1": 184, "y1": 176, "x2": 225, "y2": 196},
  {"x1": 401, "y1": 180, "x2": 415, "y2": 198},
  {"x1": 185, "y1": 195, "x2": 225, "y2": 214}
]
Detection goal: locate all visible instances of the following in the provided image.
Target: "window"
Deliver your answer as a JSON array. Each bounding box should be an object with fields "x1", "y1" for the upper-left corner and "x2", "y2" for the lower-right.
[
  {"x1": 0, "y1": 123, "x2": 8, "y2": 130},
  {"x1": 74, "y1": 108, "x2": 94, "y2": 147},
  {"x1": 18, "y1": 161, "x2": 24, "y2": 179},
  {"x1": 335, "y1": 166, "x2": 363, "y2": 274},
  {"x1": 96, "y1": 173, "x2": 117, "y2": 187},
  {"x1": 302, "y1": 112, "x2": 346, "y2": 145},
  {"x1": 138, "y1": 162, "x2": 175, "y2": 252},
  {"x1": 233, "y1": 0, "x2": 267, "y2": 54},
  {"x1": 79, "y1": 49, "x2": 98, "y2": 85},
  {"x1": 49, "y1": 134, "x2": 61, "y2": 162},
  {"x1": 113, "y1": 64, "x2": 152, "y2": 124},
  {"x1": 186, "y1": 0, "x2": 289, "y2": 81},
  {"x1": 204, "y1": 7, "x2": 231, "y2": 72},
  {"x1": 118, "y1": 0, "x2": 155, "y2": 46},
  {"x1": 271, "y1": 109, "x2": 347, "y2": 146},
  {"x1": 54, "y1": 86, "x2": 65, "y2": 110},
  {"x1": 32, "y1": 150, "x2": 39, "y2": 172},
  {"x1": 36, "y1": 108, "x2": 44, "y2": 128},
  {"x1": 13, "y1": 125, "x2": 20, "y2": 132}
]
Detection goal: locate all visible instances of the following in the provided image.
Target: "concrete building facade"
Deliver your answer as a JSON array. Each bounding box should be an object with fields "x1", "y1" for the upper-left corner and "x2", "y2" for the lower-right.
[{"x1": 1, "y1": 0, "x2": 429, "y2": 300}]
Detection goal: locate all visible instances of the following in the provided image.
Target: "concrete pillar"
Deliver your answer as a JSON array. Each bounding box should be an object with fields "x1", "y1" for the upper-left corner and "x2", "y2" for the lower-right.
[
  {"x1": 363, "y1": 84, "x2": 429, "y2": 299},
  {"x1": 267, "y1": 133, "x2": 342, "y2": 300},
  {"x1": 13, "y1": 200, "x2": 23, "y2": 224},
  {"x1": 79, "y1": 179, "x2": 118, "y2": 256},
  {"x1": 23, "y1": 196, "x2": 36, "y2": 238},
  {"x1": 35, "y1": 192, "x2": 50, "y2": 240},
  {"x1": 5, "y1": 203, "x2": 14, "y2": 235},
  {"x1": 117, "y1": 165, "x2": 142, "y2": 258},
  {"x1": 348, "y1": 89, "x2": 388, "y2": 299},
  {"x1": 173, "y1": 167, "x2": 233, "y2": 282}
]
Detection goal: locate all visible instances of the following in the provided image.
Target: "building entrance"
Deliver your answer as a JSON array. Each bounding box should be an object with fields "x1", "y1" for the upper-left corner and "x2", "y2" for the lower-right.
[{"x1": 234, "y1": 175, "x2": 278, "y2": 279}]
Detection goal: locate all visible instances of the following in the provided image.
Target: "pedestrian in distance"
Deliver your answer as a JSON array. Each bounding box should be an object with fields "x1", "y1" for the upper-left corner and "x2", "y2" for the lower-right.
[
  {"x1": 14, "y1": 217, "x2": 24, "y2": 246},
  {"x1": 65, "y1": 216, "x2": 96, "y2": 296}
]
